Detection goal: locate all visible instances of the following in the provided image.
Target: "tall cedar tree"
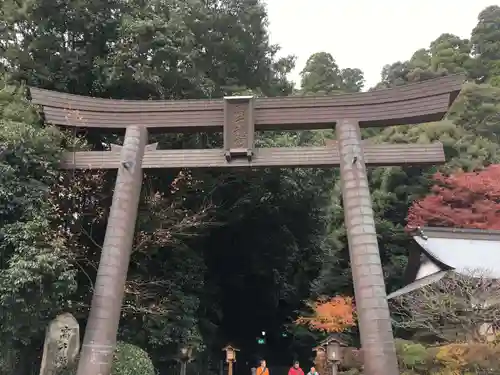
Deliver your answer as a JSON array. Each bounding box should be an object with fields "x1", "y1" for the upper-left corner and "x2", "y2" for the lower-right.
[{"x1": 406, "y1": 164, "x2": 500, "y2": 230}]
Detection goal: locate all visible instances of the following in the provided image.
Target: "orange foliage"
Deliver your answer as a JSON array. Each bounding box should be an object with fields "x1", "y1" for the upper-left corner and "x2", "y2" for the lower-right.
[
  {"x1": 407, "y1": 164, "x2": 500, "y2": 230},
  {"x1": 295, "y1": 296, "x2": 356, "y2": 333}
]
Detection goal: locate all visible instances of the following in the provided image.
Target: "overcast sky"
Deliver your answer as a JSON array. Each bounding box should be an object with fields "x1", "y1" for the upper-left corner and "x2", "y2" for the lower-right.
[{"x1": 265, "y1": 0, "x2": 499, "y2": 90}]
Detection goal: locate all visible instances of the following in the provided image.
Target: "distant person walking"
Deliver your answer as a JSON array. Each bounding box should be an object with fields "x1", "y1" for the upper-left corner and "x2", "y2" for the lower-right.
[
  {"x1": 307, "y1": 367, "x2": 319, "y2": 375},
  {"x1": 256, "y1": 360, "x2": 269, "y2": 375},
  {"x1": 288, "y1": 361, "x2": 304, "y2": 375}
]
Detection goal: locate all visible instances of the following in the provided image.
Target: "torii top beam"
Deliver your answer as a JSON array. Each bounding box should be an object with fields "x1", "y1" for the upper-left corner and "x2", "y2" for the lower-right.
[{"x1": 28, "y1": 75, "x2": 464, "y2": 132}]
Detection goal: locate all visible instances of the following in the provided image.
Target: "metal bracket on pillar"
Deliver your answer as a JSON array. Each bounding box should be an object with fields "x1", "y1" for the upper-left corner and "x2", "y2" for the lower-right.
[
  {"x1": 350, "y1": 144, "x2": 362, "y2": 167},
  {"x1": 113, "y1": 142, "x2": 158, "y2": 170},
  {"x1": 223, "y1": 95, "x2": 255, "y2": 163},
  {"x1": 122, "y1": 161, "x2": 134, "y2": 170}
]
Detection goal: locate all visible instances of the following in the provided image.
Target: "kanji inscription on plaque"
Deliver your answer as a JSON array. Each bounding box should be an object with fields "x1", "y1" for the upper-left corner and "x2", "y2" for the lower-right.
[{"x1": 223, "y1": 96, "x2": 255, "y2": 161}]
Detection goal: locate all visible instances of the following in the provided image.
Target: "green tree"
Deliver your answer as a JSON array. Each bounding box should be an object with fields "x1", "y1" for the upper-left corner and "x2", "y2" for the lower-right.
[
  {"x1": 0, "y1": 83, "x2": 77, "y2": 374},
  {"x1": 340, "y1": 68, "x2": 365, "y2": 93},
  {"x1": 0, "y1": 0, "x2": 295, "y2": 100},
  {"x1": 449, "y1": 83, "x2": 500, "y2": 142},
  {"x1": 374, "y1": 33, "x2": 469, "y2": 90},
  {"x1": 429, "y1": 33, "x2": 472, "y2": 75},
  {"x1": 300, "y1": 52, "x2": 364, "y2": 94},
  {"x1": 0, "y1": 0, "x2": 123, "y2": 95},
  {"x1": 300, "y1": 52, "x2": 342, "y2": 94},
  {"x1": 470, "y1": 5, "x2": 500, "y2": 86}
]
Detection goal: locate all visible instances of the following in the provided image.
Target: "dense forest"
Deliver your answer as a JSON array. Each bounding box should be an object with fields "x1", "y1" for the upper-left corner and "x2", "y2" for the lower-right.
[{"x1": 0, "y1": 1, "x2": 499, "y2": 375}]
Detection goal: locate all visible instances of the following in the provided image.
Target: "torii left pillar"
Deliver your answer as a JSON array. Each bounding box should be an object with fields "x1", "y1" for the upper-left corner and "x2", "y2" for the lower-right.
[{"x1": 76, "y1": 126, "x2": 148, "y2": 375}]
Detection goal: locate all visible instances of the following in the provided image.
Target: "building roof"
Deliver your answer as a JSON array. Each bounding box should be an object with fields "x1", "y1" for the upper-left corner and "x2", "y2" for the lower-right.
[{"x1": 387, "y1": 227, "x2": 500, "y2": 299}]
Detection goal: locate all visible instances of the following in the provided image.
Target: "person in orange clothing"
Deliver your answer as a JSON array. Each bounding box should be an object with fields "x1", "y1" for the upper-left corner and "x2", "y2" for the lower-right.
[{"x1": 256, "y1": 360, "x2": 269, "y2": 375}]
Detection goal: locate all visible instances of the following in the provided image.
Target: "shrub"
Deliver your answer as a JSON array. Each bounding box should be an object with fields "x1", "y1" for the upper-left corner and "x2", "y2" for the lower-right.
[
  {"x1": 397, "y1": 340, "x2": 500, "y2": 374},
  {"x1": 59, "y1": 342, "x2": 155, "y2": 375},
  {"x1": 111, "y1": 342, "x2": 156, "y2": 375},
  {"x1": 340, "y1": 340, "x2": 500, "y2": 374},
  {"x1": 395, "y1": 339, "x2": 432, "y2": 373}
]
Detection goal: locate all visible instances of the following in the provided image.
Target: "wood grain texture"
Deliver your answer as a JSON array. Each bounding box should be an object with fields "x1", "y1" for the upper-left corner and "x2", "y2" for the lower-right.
[
  {"x1": 76, "y1": 126, "x2": 147, "y2": 375},
  {"x1": 29, "y1": 75, "x2": 464, "y2": 131},
  {"x1": 60, "y1": 143, "x2": 445, "y2": 169},
  {"x1": 337, "y1": 119, "x2": 399, "y2": 375}
]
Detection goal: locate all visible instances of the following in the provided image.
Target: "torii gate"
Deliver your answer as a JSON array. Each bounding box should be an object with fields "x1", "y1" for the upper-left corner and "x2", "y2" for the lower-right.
[{"x1": 29, "y1": 74, "x2": 464, "y2": 375}]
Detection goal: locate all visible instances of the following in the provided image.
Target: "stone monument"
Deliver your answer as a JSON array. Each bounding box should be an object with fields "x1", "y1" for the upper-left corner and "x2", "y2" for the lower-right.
[{"x1": 39, "y1": 313, "x2": 80, "y2": 375}]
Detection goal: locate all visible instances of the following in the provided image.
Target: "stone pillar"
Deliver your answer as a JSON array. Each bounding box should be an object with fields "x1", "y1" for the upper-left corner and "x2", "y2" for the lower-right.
[
  {"x1": 336, "y1": 119, "x2": 398, "y2": 375},
  {"x1": 76, "y1": 126, "x2": 148, "y2": 375},
  {"x1": 39, "y1": 313, "x2": 80, "y2": 375}
]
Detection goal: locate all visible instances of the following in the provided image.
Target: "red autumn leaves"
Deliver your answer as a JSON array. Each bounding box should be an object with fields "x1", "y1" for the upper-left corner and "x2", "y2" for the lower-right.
[{"x1": 407, "y1": 164, "x2": 500, "y2": 230}]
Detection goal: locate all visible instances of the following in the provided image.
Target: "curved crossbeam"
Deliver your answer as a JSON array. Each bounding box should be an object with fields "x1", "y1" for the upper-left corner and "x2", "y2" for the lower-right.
[{"x1": 29, "y1": 75, "x2": 464, "y2": 131}]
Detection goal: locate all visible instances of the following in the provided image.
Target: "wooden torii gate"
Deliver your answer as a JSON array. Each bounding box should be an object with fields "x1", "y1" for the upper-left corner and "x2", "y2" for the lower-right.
[{"x1": 29, "y1": 74, "x2": 464, "y2": 375}]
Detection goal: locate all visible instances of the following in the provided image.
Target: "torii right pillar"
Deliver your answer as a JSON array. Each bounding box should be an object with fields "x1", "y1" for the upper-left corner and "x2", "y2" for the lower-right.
[{"x1": 337, "y1": 119, "x2": 398, "y2": 375}]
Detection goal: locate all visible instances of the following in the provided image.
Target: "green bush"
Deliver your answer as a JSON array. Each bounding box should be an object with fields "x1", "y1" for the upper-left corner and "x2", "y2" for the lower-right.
[
  {"x1": 395, "y1": 339, "x2": 432, "y2": 373},
  {"x1": 111, "y1": 342, "x2": 156, "y2": 375},
  {"x1": 395, "y1": 340, "x2": 500, "y2": 374},
  {"x1": 59, "y1": 342, "x2": 155, "y2": 375},
  {"x1": 339, "y1": 340, "x2": 500, "y2": 375}
]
